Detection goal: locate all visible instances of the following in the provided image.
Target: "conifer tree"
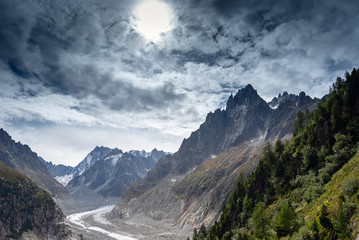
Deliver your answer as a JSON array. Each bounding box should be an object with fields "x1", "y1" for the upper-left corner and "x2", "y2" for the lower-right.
[
  {"x1": 275, "y1": 201, "x2": 299, "y2": 237},
  {"x1": 251, "y1": 202, "x2": 272, "y2": 239}
]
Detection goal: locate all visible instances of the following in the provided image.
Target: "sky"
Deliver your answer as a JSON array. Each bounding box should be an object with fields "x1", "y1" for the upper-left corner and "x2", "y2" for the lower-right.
[{"x1": 0, "y1": 0, "x2": 358, "y2": 166}]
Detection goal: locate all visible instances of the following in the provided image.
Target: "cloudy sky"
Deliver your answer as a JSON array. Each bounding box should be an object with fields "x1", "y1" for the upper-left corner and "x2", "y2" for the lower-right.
[{"x1": 1, "y1": 0, "x2": 358, "y2": 166}]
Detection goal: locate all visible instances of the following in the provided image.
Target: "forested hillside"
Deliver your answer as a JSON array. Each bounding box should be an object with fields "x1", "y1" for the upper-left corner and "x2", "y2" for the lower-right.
[{"x1": 191, "y1": 68, "x2": 359, "y2": 240}]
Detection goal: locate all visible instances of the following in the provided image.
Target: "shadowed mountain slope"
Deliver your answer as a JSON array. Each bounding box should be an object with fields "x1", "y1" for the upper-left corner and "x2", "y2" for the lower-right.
[{"x1": 0, "y1": 129, "x2": 74, "y2": 210}]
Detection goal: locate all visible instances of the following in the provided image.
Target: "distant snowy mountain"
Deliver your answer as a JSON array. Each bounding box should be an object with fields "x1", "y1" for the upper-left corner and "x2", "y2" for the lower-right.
[
  {"x1": 73, "y1": 146, "x2": 113, "y2": 177},
  {"x1": 41, "y1": 146, "x2": 112, "y2": 186},
  {"x1": 65, "y1": 148, "x2": 168, "y2": 207},
  {"x1": 39, "y1": 157, "x2": 75, "y2": 186},
  {"x1": 42, "y1": 146, "x2": 168, "y2": 188}
]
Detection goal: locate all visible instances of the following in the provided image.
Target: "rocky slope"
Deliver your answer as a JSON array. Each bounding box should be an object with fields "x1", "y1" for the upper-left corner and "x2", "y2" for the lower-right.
[
  {"x1": 66, "y1": 148, "x2": 167, "y2": 207},
  {"x1": 0, "y1": 165, "x2": 78, "y2": 240},
  {"x1": 109, "y1": 85, "x2": 319, "y2": 237},
  {"x1": 173, "y1": 144, "x2": 263, "y2": 227},
  {"x1": 0, "y1": 129, "x2": 75, "y2": 211}
]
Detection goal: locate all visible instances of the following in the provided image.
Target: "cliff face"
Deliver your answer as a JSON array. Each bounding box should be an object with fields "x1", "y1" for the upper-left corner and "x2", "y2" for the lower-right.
[{"x1": 0, "y1": 166, "x2": 77, "y2": 240}]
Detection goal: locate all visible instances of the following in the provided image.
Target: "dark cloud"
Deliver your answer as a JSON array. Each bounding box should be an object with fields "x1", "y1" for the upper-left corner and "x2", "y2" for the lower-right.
[
  {"x1": 168, "y1": 0, "x2": 359, "y2": 68},
  {"x1": 1, "y1": 0, "x2": 359, "y2": 164},
  {"x1": 0, "y1": 0, "x2": 186, "y2": 113},
  {"x1": 2, "y1": 0, "x2": 358, "y2": 94},
  {"x1": 170, "y1": 49, "x2": 229, "y2": 66},
  {"x1": 41, "y1": 62, "x2": 185, "y2": 111},
  {"x1": 0, "y1": 0, "x2": 358, "y2": 113}
]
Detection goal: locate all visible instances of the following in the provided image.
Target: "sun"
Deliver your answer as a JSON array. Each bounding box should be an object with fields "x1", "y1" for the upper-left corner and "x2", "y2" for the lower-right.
[{"x1": 133, "y1": 0, "x2": 173, "y2": 42}]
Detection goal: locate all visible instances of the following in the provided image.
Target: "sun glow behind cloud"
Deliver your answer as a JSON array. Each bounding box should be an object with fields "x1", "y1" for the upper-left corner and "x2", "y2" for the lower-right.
[{"x1": 132, "y1": 0, "x2": 173, "y2": 41}]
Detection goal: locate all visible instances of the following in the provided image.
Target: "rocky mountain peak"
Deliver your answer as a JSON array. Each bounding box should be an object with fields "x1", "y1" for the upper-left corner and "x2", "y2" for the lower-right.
[
  {"x1": 93, "y1": 146, "x2": 113, "y2": 153},
  {"x1": 123, "y1": 85, "x2": 319, "y2": 200},
  {"x1": 74, "y1": 146, "x2": 112, "y2": 176},
  {"x1": 268, "y1": 91, "x2": 307, "y2": 109},
  {"x1": 243, "y1": 83, "x2": 255, "y2": 92},
  {"x1": 0, "y1": 128, "x2": 10, "y2": 141},
  {"x1": 226, "y1": 84, "x2": 262, "y2": 112},
  {"x1": 0, "y1": 129, "x2": 30, "y2": 154},
  {"x1": 151, "y1": 148, "x2": 159, "y2": 154},
  {"x1": 298, "y1": 91, "x2": 315, "y2": 106},
  {"x1": 236, "y1": 84, "x2": 259, "y2": 99},
  {"x1": 109, "y1": 148, "x2": 123, "y2": 155},
  {"x1": 0, "y1": 128, "x2": 48, "y2": 175}
]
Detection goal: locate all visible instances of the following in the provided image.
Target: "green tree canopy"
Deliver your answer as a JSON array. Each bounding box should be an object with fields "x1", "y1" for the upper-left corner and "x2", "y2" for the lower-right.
[
  {"x1": 275, "y1": 200, "x2": 299, "y2": 237},
  {"x1": 251, "y1": 201, "x2": 272, "y2": 239}
]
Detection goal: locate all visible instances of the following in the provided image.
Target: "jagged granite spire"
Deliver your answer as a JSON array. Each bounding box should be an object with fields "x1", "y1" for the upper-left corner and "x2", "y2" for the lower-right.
[{"x1": 268, "y1": 91, "x2": 315, "y2": 109}]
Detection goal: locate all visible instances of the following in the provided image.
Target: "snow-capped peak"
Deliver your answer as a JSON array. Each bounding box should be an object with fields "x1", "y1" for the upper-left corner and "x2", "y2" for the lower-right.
[{"x1": 75, "y1": 146, "x2": 112, "y2": 176}]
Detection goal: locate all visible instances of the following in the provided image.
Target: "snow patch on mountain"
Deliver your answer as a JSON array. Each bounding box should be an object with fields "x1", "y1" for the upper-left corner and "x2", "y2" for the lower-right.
[
  {"x1": 86, "y1": 155, "x2": 93, "y2": 166},
  {"x1": 269, "y1": 103, "x2": 279, "y2": 110},
  {"x1": 129, "y1": 150, "x2": 150, "y2": 158},
  {"x1": 105, "y1": 154, "x2": 123, "y2": 165},
  {"x1": 55, "y1": 174, "x2": 74, "y2": 186}
]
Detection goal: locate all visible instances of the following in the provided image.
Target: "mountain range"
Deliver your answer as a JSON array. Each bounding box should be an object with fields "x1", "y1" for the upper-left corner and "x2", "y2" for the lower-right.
[
  {"x1": 1, "y1": 66, "x2": 358, "y2": 240},
  {"x1": 1, "y1": 83, "x2": 341, "y2": 240},
  {"x1": 0, "y1": 127, "x2": 168, "y2": 238},
  {"x1": 0, "y1": 83, "x2": 321, "y2": 239},
  {"x1": 107, "y1": 84, "x2": 319, "y2": 239},
  {"x1": 40, "y1": 146, "x2": 113, "y2": 186},
  {"x1": 0, "y1": 129, "x2": 79, "y2": 239},
  {"x1": 65, "y1": 147, "x2": 168, "y2": 207}
]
